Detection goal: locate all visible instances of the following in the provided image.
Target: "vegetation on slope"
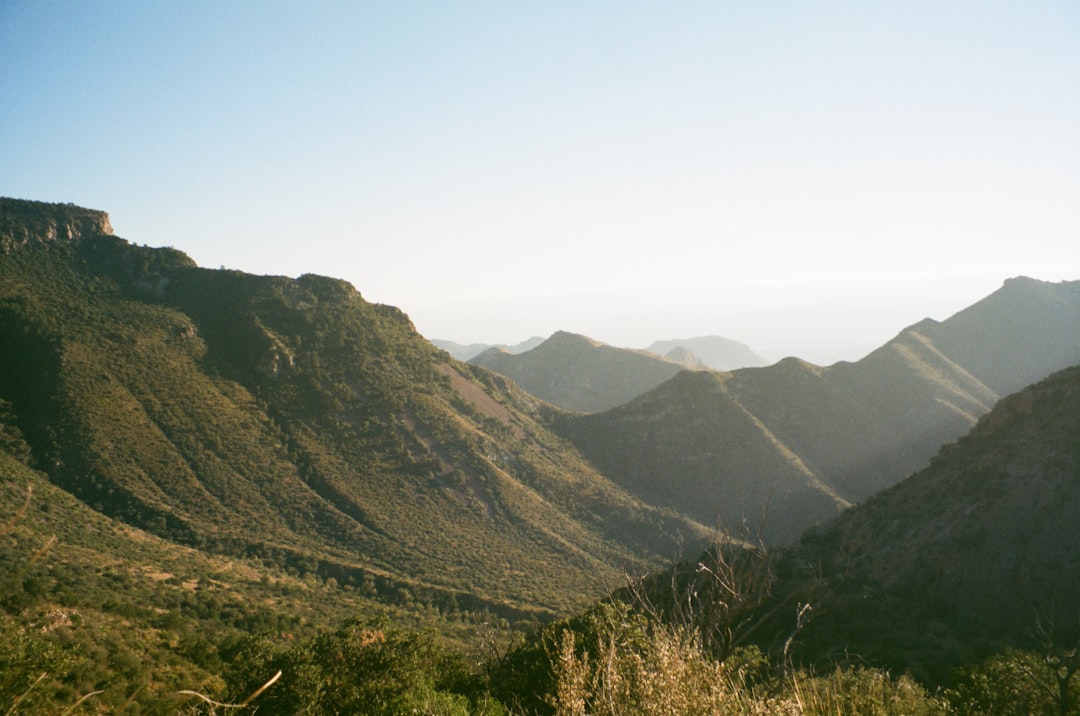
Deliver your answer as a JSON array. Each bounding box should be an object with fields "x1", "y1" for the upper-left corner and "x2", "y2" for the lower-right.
[
  {"x1": 0, "y1": 452, "x2": 427, "y2": 712},
  {"x1": 3, "y1": 199, "x2": 1078, "y2": 713},
  {"x1": 785, "y1": 364, "x2": 1080, "y2": 684},
  {"x1": 0, "y1": 197, "x2": 707, "y2": 621},
  {"x1": 555, "y1": 368, "x2": 851, "y2": 544}
]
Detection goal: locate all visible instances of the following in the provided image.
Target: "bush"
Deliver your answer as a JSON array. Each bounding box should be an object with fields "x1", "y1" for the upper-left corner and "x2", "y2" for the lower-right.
[
  {"x1": 223, "y1": 618, "x2": 503, "y2": 715},
  {"x1": 947, "y1": 648, "x2": 1079, "y2": 715}
]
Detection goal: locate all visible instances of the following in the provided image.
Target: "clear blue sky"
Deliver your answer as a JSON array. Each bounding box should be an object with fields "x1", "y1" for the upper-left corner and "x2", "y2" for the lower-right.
[{"x1": 3, "y1": 1, "x2": 1078, "y2": 362}]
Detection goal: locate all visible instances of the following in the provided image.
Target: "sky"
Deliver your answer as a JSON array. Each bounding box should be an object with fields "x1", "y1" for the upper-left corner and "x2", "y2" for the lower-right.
[{"x1": 2, "y1": 2, "x2": 1078, "y2": 364}]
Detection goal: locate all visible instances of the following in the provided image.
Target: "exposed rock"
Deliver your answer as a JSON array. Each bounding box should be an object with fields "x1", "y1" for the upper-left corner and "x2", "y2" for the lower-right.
[{"x1": 0, "y1": 197, "x2": 113, "y2": 252}]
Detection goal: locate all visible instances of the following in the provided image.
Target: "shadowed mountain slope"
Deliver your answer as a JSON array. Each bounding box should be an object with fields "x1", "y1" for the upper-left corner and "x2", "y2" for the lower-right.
[
  {"x1": 556, "y1": 277, "x2": 1080, "y2": 542},
  {"x1": 786, "y1": 363, "x2": 1080, "y2": 681},
  {"x1": 469, "y1": 331, "x2": 693, "y2": 413},
  {"x1": 0, "y1": 198, "x2": 708, "y2": 617}
]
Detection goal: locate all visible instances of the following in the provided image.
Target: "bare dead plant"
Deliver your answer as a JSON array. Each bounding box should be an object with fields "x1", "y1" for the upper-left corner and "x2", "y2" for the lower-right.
[
  {"x1": 623, "y1": 517, "x2": 782, "y2": 664},
  {"x1": 175, "y1": 669, "x2": 282, "y2": 714},
  {"x1": 1020, "y1": 610, "x2": 1080, "y2": 716}
]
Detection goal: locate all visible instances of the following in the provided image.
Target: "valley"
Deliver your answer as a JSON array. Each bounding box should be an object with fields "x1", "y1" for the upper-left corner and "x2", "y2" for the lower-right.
[{"x1": 2, "y1": 197, "x2": 1078, "y2": 713}]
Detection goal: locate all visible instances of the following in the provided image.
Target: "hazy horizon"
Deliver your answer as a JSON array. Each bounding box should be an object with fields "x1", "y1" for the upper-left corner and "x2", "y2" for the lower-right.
[
  {"x1": 407, "y1": 273, "x2": 1022, "y2": 365},
  {"x1": 3, "y1": 2, "x2": 1078, "y2": 365}
]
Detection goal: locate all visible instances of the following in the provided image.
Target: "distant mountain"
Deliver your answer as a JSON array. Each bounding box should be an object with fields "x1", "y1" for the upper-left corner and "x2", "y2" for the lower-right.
[
  {"x1": 788, "y1": 364, "x2": 1080, "y2": 680},
  {"x1": 430, "y1": 336, "x2": 544, "y2": 362},
  {"x1": 646, "y1": 336, "x2": 768, "y2": 371},
  {"x1": 660, "y1": 345, "x2": 709, "y2": 370},
  {"x1": 469, "y1": 331, "x2": 694, "y2": 413},
  {"x1": 0, "y1": 198, "x2": 708, "y2": 617},
  {"x1": 556, "y1": 277, "x2": 1080, "y2": 542}
]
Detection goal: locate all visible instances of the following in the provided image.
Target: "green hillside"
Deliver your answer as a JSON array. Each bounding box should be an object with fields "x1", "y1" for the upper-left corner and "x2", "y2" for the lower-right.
[
  {"x1": 4, "y1": 197, "x2": 1078, "y2": 713},
  {"x1": 0, "y1": 198, "x2": 708, "y2": 620},
  {"x1": 0, "y1": 447, "x2": 416, "y2": 711}
]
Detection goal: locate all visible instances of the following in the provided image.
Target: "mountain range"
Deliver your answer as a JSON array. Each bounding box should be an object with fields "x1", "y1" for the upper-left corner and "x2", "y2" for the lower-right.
[
  {"x1": 611, "y1": 361, "x2": 1080, "y2": 688},
  {"x1": 430, "y1": 336, "x2": 545, "y2": 362},
  {"x1": 467, "y1": 332, "x2": 769, "y2": 414},
  {"x1": 3, "y1": 197, "x2": 1080, "y2": 710},
  {"x1": 439, "y1": 334, "x2": 766, "y2": 374},
  {"x1": 468, "y1": 331, "x2": 700, "y2": 413},
  {"x1": 0, "y1": 198, "x2": 707, "y2": 620},
  {"x1": 646, "y1": 335, "x2": 768, "y2": 370},
  {"x1": 554, "y1": 276, "x2": 1080, "y2": 542}
]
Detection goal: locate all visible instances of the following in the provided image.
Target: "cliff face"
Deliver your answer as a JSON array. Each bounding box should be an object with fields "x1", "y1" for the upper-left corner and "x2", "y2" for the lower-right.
[{"x1": 0, "y1": 198, "x2": 114, "y2": 252}]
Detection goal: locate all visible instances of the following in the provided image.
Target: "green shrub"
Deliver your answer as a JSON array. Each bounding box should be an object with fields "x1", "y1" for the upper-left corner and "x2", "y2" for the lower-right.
[
  {"x1": 947, "y1": 648, "x2": 1079, "y2": 715},
  {"x1": 223, "y1": 618, "x2": 503, "y2": 715}
]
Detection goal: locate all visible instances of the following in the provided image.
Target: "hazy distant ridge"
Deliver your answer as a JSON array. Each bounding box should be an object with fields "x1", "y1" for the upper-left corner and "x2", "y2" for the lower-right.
[
  {"x1": 468, "y1": 331, "x2": 692, "y2": 413},
  {"x1": 430, "y1": 336, "x2": 544, "y2": 362},
  {"x1": 646, "y1": 335, "x2": 768, "y2": 370}
]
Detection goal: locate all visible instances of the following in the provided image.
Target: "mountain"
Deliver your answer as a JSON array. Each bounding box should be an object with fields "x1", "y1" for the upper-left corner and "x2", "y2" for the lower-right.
[
  {"x1": 430, "y1": 336, "x2": 544, "y2": 362},
  {"x1": 646, "y1": 335, "x2": 768, "y2": 371},
  {"x1": 556, "y1": 277, "x2": 1080, "y2": 542},
  {"x1": 660, "y1": 345, "x2": 709, "y2": 370},
  {"x1": 0, "y1": 198, "x2": 708, "y2": 619},
  {"x1": 0, "y1": 441, "x2": 401, "y2": 708},
  {"x1": 468, "y1": 331, "x2": 695, "y2": 413},
  {"x1": 787, "y1": 363, "x2": 1080, "y2": 681}
]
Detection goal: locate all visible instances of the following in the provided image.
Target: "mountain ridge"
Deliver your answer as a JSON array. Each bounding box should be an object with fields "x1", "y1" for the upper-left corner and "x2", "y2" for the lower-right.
[
  {"x1": 785, "y1": 362, "x2": 1080, "y2": 680},
  {"x1": 556, "y1": 276, "x2": 1080, "y2": 542},
  {"x1": 468, "y1": 330, "x2": 694, "y2": 413},
  {"x1": 0, "y1": 197, "x2": 708, "y2": 617}
]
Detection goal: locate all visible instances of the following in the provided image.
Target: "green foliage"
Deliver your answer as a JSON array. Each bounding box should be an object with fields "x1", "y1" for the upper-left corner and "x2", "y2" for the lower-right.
[
  {"x1": 0, "y1": 458, "x2": 484, "y2": 713},
  {"x1": 222, "y1": 618, "x2": 505, "y2": 715},
  {"x1": 947, "y1": 649, "x2": 1080, "y2": 715},
  {"x1": 0, "y1": 614, "x2": 76, "y2": 715}
]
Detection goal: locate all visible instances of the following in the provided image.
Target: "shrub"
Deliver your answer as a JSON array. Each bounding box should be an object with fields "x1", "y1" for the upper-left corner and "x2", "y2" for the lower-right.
[
  {"x1": 947, "y1": 648, "x2": 1079, "y2": 715},
  {"x1": 223, "y1": 618, "x2": 502, "y2": 715}
]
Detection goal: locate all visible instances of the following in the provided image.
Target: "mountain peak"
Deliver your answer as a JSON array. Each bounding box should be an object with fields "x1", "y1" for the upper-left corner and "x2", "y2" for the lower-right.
[
  {"x1": 1001, "y1": 274, "x2": 1043, "y2": 288},
  {"x1": 470, "y1": 330, "x2": 686, "y2": 412},
  {"x1": 546, "y1": 330, "x2": 605, "y2": 349},
  {"x1": 646, "y1": 335, "x2": 768, "y2": 371},
  {"x1": 0, "y1": 197, "x2": 114, "y2": 253},
  {"x1": 771, "y1": 355, "x2": 823, "y2": 376}
]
